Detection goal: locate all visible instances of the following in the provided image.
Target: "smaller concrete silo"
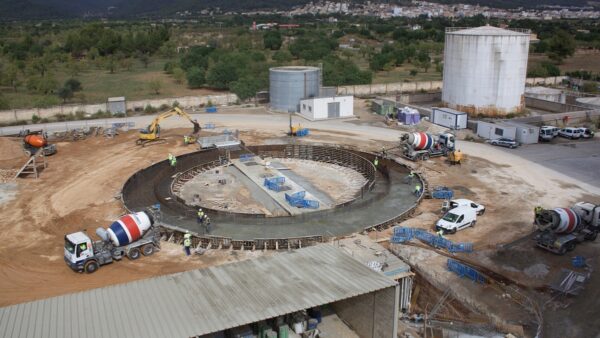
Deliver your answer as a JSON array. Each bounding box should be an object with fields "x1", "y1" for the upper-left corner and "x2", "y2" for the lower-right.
[{"x1": 269, "y1": 66, "x2": 320, "y2": 113}]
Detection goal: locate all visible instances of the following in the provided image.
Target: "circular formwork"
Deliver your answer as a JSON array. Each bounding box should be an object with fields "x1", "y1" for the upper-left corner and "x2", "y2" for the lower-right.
[{"x1": 122, "y1": 144, "x2": 423, "y2": 249}]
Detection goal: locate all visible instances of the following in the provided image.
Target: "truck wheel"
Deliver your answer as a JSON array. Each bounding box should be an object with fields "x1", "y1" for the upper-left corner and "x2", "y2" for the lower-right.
[
  {"x1": 585, "y1": 232, "x2": 598, "y2": 241},
  {"x1": 142, "y1": 244, "x2": 155, "y2": 256},
  {"x1": 128, "y1": 248, "x2": 141, "y2": 260},
  {"x1": 471, "y1": 220, "x2": 476, "y2": 227},
  {"x1": 566, "y1": 242, "x2": 576, "y2": 252},
  {"x1": 84, "y1": 260, "x2": 99, "y2": 274},
  {"x1": 557, "y1": 246, "x2": 567, "y2": 255},
  {"x1": 422, "y1": 154, "x2": 430, "y2": 161}
]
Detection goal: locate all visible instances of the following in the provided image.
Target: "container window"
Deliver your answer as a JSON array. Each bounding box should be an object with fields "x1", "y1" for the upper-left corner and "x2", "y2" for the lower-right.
[{"x1": 494, "y1": 128, "x2": 503, "y2": 136}]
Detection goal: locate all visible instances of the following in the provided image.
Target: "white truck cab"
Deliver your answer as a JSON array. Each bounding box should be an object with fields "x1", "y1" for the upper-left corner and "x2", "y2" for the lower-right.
[
  {"x1": 64, "y1": 232, "x2": 95, "y2": 272},
  {"x1": 436, "y1": 206, "x2": 477, "y2": 234}
]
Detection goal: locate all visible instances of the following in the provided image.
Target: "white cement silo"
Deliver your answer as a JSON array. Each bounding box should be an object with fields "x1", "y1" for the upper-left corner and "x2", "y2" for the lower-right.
[{"x1": 442, "y1": 26, "x2": 530, "y2": 115}]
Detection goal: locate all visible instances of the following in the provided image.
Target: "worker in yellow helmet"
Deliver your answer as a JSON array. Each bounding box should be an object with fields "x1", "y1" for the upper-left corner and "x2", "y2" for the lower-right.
[{"x1": 183, "y1": 232, "x2": 192, "y2": 256}]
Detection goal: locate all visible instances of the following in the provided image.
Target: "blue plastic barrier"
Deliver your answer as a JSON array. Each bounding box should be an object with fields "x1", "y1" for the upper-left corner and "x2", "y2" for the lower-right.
[
  {"x1": 206, "y1": 106, "x2": 217, "y2": 113},
  {"x1": 239, "y1": 154, "x2": 254, "y2": 162},
  {"x1": 572, "y1": 256, "x2": 586, "y2": 268},
  {"x1": 301, "y1": 200, "x2": 320, "y2": 209},
  {"x1": 296, "y1": 128, "x2": 309, "y2": 137},
  {"x1": 390, "y1": 227, "x2": 473, "y2": 253},
  {"x1": 432, "y1": 186, "x2": 454, "y2": 199},
  {"x1": 447, "y1": 259, "x2": 485, "y2": 283}
]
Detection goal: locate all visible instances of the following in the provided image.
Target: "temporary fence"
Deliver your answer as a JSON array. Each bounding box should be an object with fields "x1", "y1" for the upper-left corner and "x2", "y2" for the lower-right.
[
  {"x1": 431, "y1": 186, "x2": 454, "y2": 200},
  {"x1": 240, "y1": 154, "x2": 255, "y2": 162},
  {"x1": 296, "y1": 128, "x2": 309, "y2": 137},
  {"x1": 264, "y1": 176, "x2": 286, "y2": 192},
  {"x1": 390, "y1": 226, "x2": 473, "y2": 253},
  {"x1": 284, "y1": 191, "x2": 319, "y2": 209},
  {"x1": 447, "y1": 259, "x2": 486, "y2": 283}
]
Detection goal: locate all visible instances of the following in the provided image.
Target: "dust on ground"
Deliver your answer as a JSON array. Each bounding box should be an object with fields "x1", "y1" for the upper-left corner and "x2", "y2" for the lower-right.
[{"x1": 0, "y1": 128, "x2": 269, "y2": 306}]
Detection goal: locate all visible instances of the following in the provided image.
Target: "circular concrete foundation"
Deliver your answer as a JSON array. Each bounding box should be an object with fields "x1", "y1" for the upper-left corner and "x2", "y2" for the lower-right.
[{"x1": 122, "y1": 144, "x2": 420, "y2": 247}]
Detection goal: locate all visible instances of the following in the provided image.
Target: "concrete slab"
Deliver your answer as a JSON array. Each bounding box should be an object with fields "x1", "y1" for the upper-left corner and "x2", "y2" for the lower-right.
[
  {"x1": 232, "y1": 159, "x2": 325, "y2": 216},
  {"x1": 271, "y1": 161, "x2": 333, "y2": 206}
]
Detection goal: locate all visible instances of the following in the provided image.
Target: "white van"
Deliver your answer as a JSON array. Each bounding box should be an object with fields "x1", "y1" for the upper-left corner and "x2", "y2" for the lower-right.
[
  {"x1": 539, "y1": 126, "x2": 557, "y2": 141},
  {"x1": 435, "y1": 206, "x2": 477, "y2": 234},
  {"x1": 559, "y1": 127, "x2": 582, "y2": 139}
]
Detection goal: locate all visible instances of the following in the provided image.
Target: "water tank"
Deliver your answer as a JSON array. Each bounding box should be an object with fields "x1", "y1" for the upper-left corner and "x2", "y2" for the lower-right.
[
  {"x1": 442, "y1": 26, "x2": 530, "y2": 115},
  {"x1": 107, "y1": 211, "x2": 153, "y2": 246},
  {"x1": 270, "y1": 66, "x2": 320, "y2": 113}
]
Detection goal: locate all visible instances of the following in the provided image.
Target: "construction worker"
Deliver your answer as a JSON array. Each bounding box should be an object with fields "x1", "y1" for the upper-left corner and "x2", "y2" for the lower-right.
[
  {"x1": 169, "y1": 154, "x2": 177, "y2": 168},
  {"x1": 167, "y1": 153, "x2": 173, "y2": 163},
  {"x1": 204, "y1": 215, "x2": 211, "y2": 233},
  {"x1": 374, "y1": 157, "x2": 379, "y2": 167},
  {"x1": 183, "y1": 135, "x2": 189, "y2": 145},
  {"x1": 437, "y1": 229, "x2": 445, "y2": 238},
  {"x1": 414, "y1": 184, "x2": 422, "y2": 197},
  {"x1": 183, "y1": 232, "x2": 192, "y2": 256},
  {"x1": 534, "y1": 206, "x2": 544, "y2": 223},
  {"x1": 197, "y1": 208, "x2": 204, "y2": 224}
]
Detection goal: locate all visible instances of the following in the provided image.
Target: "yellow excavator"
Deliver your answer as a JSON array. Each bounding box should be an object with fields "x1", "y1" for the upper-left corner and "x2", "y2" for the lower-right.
[{"x1": 136, "y1": 107, "x2": 201, "y2": 146}]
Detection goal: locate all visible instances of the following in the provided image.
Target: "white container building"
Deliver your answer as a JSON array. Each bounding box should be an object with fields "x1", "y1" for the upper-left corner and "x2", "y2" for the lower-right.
[
  {"x1": 504, "y1": 121, "x2": 539, "y2": 144},
  {"x1": 431, "y1": 107, "x2": 468, "y2": 130},
  {"x1": 442, "y1": 26, "x2": 530, "y2": 115},
  {"x1": 476, "y1": 121, "x2": 517, "y2": 141},
  {"x1": 299, "y1": 96, "x2": 354, "y2": 121}
]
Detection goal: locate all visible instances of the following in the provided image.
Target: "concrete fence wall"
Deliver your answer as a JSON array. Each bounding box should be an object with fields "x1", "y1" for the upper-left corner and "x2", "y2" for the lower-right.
[
  {"x1": 337, "y1": 76, "x2": 568, "y2": 97},
  {"x1": 525, "y1": 96, "x2": 587, "y2": 113},
  {"x1": 0, "y1": 94, "x2": 238, "y2": 124},
  {"x1": 513, "y1": 109, "x2": 600, "y2": 126}
]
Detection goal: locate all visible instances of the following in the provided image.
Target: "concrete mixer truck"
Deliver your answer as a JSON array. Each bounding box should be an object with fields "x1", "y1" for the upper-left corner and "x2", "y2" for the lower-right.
[
  {"x1": 64, "y1": 211, "x2": 161, "y2": 273},
  {"x1": 534, "y1": 202, "x2": 600, "y2": 255},
  {"x1": 400, "y1": 132, "x2": 456, "y2": 161},
  {"x1": 21, "y1": 131, "x2": 57, "y2": 157}
]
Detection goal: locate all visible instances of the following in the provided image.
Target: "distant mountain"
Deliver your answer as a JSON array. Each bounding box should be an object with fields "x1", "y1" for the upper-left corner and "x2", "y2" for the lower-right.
[{"x1": 0, "y1": 0, "x2": 594, "y2": 20}]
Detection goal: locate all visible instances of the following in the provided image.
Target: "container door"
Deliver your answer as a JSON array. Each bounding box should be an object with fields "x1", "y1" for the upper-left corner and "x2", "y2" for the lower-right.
[{"x1": 328, "y1": 102, "x2": 340, "y2": 118}]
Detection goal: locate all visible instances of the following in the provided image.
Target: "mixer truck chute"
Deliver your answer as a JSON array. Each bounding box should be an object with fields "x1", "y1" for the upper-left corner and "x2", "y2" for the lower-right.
[
  {"x1": 64, "y1": 211, "x2": 160, "y2": 273},
  {"x1": 534, "y1": 202, "x2": 599, "y2": 255},
  {"x1": 400, "y1": 132, "x2": 456, "y2": 161}
]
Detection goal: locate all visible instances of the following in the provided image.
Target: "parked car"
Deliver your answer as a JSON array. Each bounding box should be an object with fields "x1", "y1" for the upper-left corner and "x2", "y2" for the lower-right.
[
  {"x1": 539, "y1": 126, "x2": 559, "y2": 141},
  {"x1": 577, "y1": 127, "x2": 595, "y2": 139},
  {"x1": 435, "y1": 206, "x2": 477, "y2": 234},
  {"x1": 558, "y1": 127, "x2": 582, "y2": 139},
  {"x1": 449, "y1": 199, "x2": 486, "y2": 215},
  {"x1": 489, "y1": 138, "x2": 520, "y2": 149}
]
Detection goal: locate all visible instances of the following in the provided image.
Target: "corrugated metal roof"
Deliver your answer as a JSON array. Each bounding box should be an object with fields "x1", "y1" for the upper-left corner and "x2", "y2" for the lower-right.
[
  {"x1": 448, "y1": 26, "x2": 530, "y2": 36},
  {"x1": 0, "y1": 244, "x2": 397, "y2": 338},
  {"x1": 337, "y1": 234, "x2": 411, "y2": 280}
]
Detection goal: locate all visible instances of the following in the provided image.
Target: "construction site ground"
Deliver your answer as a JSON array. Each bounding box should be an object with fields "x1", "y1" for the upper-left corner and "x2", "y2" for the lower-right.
[{"x1": 0, "y1": 102, "x2": 599, "y2": 337}]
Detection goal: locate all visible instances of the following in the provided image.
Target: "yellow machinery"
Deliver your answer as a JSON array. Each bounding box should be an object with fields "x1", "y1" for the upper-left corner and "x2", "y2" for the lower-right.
[
  {"x1": 447, "y1": 149, "x2": 464, "y2": 165},
  {"x1": 137, "y1": 107, "x2": 201, "y2": 146}
]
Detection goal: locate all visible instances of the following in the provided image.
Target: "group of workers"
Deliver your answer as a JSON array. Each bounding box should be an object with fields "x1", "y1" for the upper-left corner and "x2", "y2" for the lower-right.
[{"x1": 182, "y1": 209, "x2": 213, "y2": 256}]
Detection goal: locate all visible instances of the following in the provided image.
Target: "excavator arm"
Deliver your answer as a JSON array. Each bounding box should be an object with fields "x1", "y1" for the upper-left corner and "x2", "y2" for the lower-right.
[{"x1": 138, "y1": 107, "x2": 200, "y2": 143}]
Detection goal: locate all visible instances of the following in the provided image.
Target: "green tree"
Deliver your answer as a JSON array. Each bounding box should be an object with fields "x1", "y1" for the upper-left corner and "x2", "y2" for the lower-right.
[
  {"x1": 263, "y1": 30, "x2": 283, "y2": 50},
  {"x1": 105, "y1": 56, "x2": 117, "y2": 74},
  {"x1": 186, "y1": 67, "x2": 206, "y2": 88},
  {"x1": 120, "y1": 58, "x2": 133, "y2": 71},
  {"x1": 148, "y1": 79, "x2": 162, "y2": 95},
  {"x1": 137, "y1": 52, "x2": 150, "y2": 68},
  {"x1": 0, "y1": 94, "x2": 9, "y2": 109},
  {"x1": 172, "y1": 67, "x2": 186, "y2": 84},
  {"x1": 3, "y1": 64, "x2": 20, "y2": 91},
  {"x1": 231, "y1": 76, "x2": 260, "y2": 101},
  {"x1": 64, "y1": 78, "x2": 82, "y2": 92},
  {"x1": 547, "y1": 30, "x2": 576, "y2": 64},
  {"x1": 409, "y1": 69, "x2": 418, "y2": 77},
  {"x1": 57, "y1": 86, "x2": 73, "y2": 103},
  {"x1": 272, "y1": 50, "x2": 293, "y2": 63},
  {"x1": 206, "y1": 61, "x2": 238, "y2": 89},
  {"x1": 416, "y1": 51, "x2": 431, "y2": 72}
]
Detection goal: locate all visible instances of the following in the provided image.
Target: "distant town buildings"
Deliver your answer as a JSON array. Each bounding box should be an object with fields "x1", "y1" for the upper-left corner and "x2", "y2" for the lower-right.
[{"x1": 237, "y1": 0, "x2": 599, "y2": 20}]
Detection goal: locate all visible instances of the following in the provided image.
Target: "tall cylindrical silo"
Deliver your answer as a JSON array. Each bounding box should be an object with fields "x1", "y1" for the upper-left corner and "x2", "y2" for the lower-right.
[
  {"x1": 442, "y1": 26, "x2": 530, "y2": 115},
  {"x1": 270, "y1": 66, "x2": 320, "y2": 113}
]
